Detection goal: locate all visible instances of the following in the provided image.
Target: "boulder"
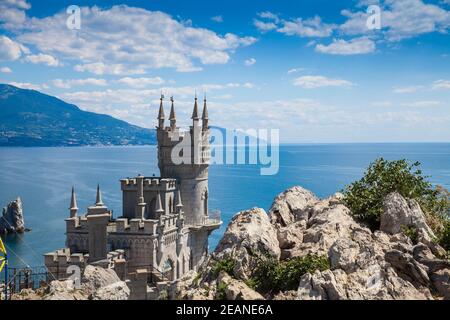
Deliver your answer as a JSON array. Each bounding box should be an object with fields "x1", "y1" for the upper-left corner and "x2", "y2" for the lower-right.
[
  {"x1": 380, "y1": 192, "x2": 434, "y2": 239},
  {"x1": 430, "y1": 269, "x2": 450, "y2": 300},
  {"x1": 82, "y1": 265, "x2": 122, "y2": 294},
  {"x1": 214, "y1": 207, "x2": 280, "y2": 280},
  {"x1": 43, "y1": 279, "x2": 88, "y2": 300},
  {"x1": 268, "y1": 186, "x2": 318, "y2": 227},
  {"x1": 0, "y1": 197, "x2": 25, "y2": 234},
  {"x1": 92, "y1": 281, "x2": 130, "y2": 300},
  {"x1": 217, "y1": 272, "x2": 264, "y2": 300}
]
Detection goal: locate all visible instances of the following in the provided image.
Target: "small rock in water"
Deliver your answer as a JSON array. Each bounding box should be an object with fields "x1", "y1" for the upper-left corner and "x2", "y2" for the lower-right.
[{"x1": 0, "y1": 197, "x2": 27, "y2": 234}]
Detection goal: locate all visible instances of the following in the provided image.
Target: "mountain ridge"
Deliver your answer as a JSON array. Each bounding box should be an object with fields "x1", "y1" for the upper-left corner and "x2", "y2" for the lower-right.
[{"x1": 0, "y1": 84, "x2": 156, "y2": 147}]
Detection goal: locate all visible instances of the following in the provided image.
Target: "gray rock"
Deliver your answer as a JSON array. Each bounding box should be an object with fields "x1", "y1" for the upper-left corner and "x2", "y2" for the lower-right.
[
  {"x1": 430, "y1": 269, "x2": 450, "y2": 300},
  {"x1": 217, "y1": 272, "x2": 264, "y2": 300},
  {"x1": 380, "y1": 192, "x2": 434, "y2": 239},
  {"x1": 214, "y1": 207, "x2": 280, "y2": 280},
  {"x1": 0, "y1": 197, "x2": 25, "y2": 234},
  {"x1": 268, "y1": 186, "x2": 318, "y2": 227}
]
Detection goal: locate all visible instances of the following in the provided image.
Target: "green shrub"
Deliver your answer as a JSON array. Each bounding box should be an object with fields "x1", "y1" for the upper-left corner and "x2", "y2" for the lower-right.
[
  {"x1": 250, "y1": 254, "x2": 330, "y2": 294},
  {"x1": 216, "y1": 282, "x2": 228, "y2": 300},
  {"x1": 401, "y1": 225, "x2": 419, "y2": 244},
  {"x1": 437, "y1": 220, "x2": 450, "y2": 254},
  {"x1": 343, "y1": 158, "x2": 450, "y2": 232},
  {"x1": 212, "y1": 258, "x2": 236, "y2": 277}
]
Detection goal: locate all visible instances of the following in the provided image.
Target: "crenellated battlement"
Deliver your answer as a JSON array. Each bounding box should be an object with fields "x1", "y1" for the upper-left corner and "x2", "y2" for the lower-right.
[
  {"x1": 120, "y1": 177, "x2": 177, "y2": 191},
  {"x1": 44, "y1": 248, "x2": 126, "y2": 279}
]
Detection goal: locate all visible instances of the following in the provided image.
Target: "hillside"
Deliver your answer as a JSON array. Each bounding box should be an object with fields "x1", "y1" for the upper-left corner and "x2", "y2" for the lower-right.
[{"x1": 0, "y1": 84, "x2": 156, "y2": 147}]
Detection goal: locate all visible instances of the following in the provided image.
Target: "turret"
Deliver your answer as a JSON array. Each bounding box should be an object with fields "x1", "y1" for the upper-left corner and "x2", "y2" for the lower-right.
[
  {"x1": 95, "y1": 184, "x2": 104, "y2": 206},
  {"x1": 69, "y1": 186, "x2": 78, "y2": 218},
  {"x1": 158, "y1": 95, "x2": 165, "y2": 129},
  {"x1": 169, "y1": 97, "x2": 176, "y2": 130},
  {"x1": 135, "y1": 174, "x2": 146, "y2": 219},
  {"x1": 192, "y1": 95, "x2": 200, "y2": 124},
  {"x1": 156, "y1": 191, "x2": 164, "y2": 218},
  {"x1": 202, "y1": 96, "x2": 209, "y2": 130},
  {"x1": 175, "y1": 189, "x2": 183, "y2": 214}
]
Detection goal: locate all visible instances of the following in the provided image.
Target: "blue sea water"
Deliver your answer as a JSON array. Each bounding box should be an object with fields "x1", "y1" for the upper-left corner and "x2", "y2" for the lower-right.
[{"x1": 1, "y1": 143, "x2": 450, "y2": 268}]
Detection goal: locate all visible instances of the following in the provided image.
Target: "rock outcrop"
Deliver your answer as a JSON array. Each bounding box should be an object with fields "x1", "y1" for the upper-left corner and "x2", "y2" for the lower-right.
[
  {"x1": 213, "y1": 207, "x2": 280, "y2": 280},
  {"x1": 179, "y1": 186, "x2": 450, "y2": 300},
  {"x1": 0, "y1": 198, "x2": 26, "y2": 234},
  {"x1": 11, "y1": 265, "x2": 130, "y2": 300}
]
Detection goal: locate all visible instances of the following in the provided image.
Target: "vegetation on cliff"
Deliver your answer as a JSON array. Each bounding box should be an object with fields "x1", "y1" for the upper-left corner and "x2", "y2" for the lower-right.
[{"x1": 343, "y1": 158, "x2": 450, "y2": 253}]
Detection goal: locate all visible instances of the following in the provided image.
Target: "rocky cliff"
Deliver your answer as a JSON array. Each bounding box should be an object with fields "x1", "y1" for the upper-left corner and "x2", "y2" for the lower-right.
[
  {"x1": 178, "y1": 186, "x2": 450, "y2": 300},
  {"x1": 0, "y1": 197, "x2": 26, "y2": 234},
  {"x1": 6, "y1": 265, "x2": 130, "y2": 300}
]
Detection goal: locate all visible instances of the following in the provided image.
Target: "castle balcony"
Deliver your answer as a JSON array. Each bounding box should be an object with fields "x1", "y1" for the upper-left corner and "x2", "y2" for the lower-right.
[{"x1": 185, "y1": 211, "x2": 222, "y2": 231}]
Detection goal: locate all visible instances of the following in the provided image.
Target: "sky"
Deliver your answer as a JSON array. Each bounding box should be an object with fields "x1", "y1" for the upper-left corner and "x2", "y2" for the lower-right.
[{"x1": 0, "y1": 0, "x2": 450, "y2": 143}]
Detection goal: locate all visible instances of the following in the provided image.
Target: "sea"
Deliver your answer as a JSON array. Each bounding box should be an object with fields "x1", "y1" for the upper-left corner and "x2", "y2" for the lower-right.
[{"x1": 1, "y1": 143, "x2": 450, "y2": 268}]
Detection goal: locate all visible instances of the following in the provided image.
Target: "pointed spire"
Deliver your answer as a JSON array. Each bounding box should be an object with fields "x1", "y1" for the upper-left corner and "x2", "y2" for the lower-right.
[
  {"x1": 191, "y1": 94, "x2": 199, "y2": 120},
  {"x1": 156, "y1": 192, "x2": 164, "y2": 213},
  {"x1": 70, "y1": 186, "x2": 78, "y2": 218},
  {"x1": 158, "y1": 94, "x2": 165, "y2": 119},
  {"x1": 202, "y1": 95, "x2": 208, "y2": 120},
  {"x1": 175, "y1": 189, "x2": 183, "y2": 209},
  {"x1": 169, "y1": 96, "x2": 176, "y2": 129},
  {"x1": 95, "y1": 184, "x2": 104, "y2": 206},
  {"x1": 158, "y1": 94, "x2": 165, "y2": 129}
]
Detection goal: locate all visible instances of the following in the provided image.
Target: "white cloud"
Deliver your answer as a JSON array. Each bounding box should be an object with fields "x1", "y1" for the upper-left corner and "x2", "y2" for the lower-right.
[
  {"x1": 254, "y1": 12, "x2": 335, "y2": 37},
  {"x1": 52, "y1": 78, "x2": 107, "y2": 89},
  {"x1": 74, "y1": 62, "x2": 147, "y2": 76},
  {"x1": 211, "y1": 15, "x2": 223, "y2": 23},
  {"x1": 24, "y1": 53, "x2": 60, "y2": 67},
  {"x1": 257, "y1": 11, "x2": 280, "y2": 23},
  {"x1": 432, "y1": 79, "x2": 450, "y2": 90},
  {"x1": 401, "y1": 100, "x2": 441, "y2": 107},
  {"x1": 7, "y1": 81, "x2": 47, "y2": 90},
  {"x1": 244, "y1": 58, "x2": 256, "y2": 66},
  {"x1": 2, "y1": 0, "x2": 31, "y2": 10},
  {"x1": 277, "y1": 16, "x2": 335, "y2": 37},
  {"x1": 0, "y1": 67, "x2": 12, "y2": 73},
  {"x1": 393, "y1": 85, "x2": 424, "y2": 93},
  {"x1": 254, "y1": 19, "x2": 278, "y2": 32},
  {"x1": 0, "y1": 0, "x2": 30, "y2": 28},
  {"x1": 0, "y1": 36, "x2": 23, "y2": 60},
  {"x1": 315, "y1": 37, "x2": 375, "y2": 55},
  {"x1": 242, "y1": 82, "x2": 256, "y2": 89},
  {"x1": 293, "y1": 75, "x2": 354, "y2": 89},
  {"x1": 10, "y1": 6, "x2": 256, "y2": 74},
  {"x1": 287, "y1": 68, "x2": 305, "y2": 74},
  {"x1": 340, "y1": 0, "x2": 450, "y2": 41},
  {"x1": 371, "y1": 101, "x2": 393, "y2": 107},
  {"x1": 117, "y1": 77, "x2": 165, "y2": 88}
]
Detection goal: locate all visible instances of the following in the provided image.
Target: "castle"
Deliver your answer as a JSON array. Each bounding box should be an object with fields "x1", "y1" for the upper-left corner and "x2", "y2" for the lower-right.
[{"x1": 44, "y1": 96, "x2": 222, "y2": 284}]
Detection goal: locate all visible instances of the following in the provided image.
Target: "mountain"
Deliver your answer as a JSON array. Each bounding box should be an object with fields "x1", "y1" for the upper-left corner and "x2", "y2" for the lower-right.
[{"x1": 0, "y1": 84, "x2": 156, "y2": 147}]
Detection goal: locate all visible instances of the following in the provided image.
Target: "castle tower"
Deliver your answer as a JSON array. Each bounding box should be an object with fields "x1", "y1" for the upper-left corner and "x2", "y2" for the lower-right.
[
  {"x1": 157, "y1": 96, "x2": 209, "y2": 225},
  {"x1": 135, "y1": 174, "x2": 146, "y2": 219},
  {"x1": 156, "y1": 95, "x2": 217, "y2": 269},
  {"x1": 69, "y1": 186, "x2": 78, "y2": 218}
]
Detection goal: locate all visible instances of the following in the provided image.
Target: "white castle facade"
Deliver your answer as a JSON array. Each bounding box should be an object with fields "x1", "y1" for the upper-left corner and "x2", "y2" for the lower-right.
[{"x1": 44, "y1": 96, "x2": 221, "y2": 283}]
